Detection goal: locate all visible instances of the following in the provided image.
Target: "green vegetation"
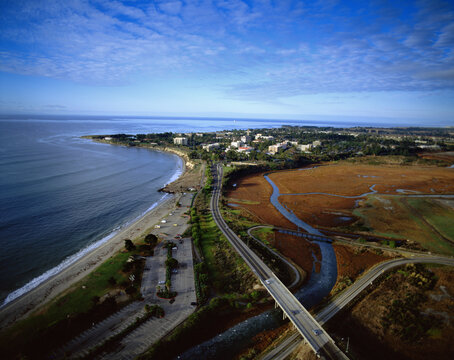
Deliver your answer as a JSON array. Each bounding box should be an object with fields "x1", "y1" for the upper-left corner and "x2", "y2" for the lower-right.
[
  {"x1": 0, "y1": 233, "x2": 159, "y2": 359},
  {"x1": 351, "y1": 195, "x2": 454, "y2": 256},
  {"x1": 250, "y1": 227, "x2": 274, "y2": 246},
  {"x1": 157, "y1": 242, "x2": 178, "y2": 299},
  {"x1": 221, "y1": 205, "x2": 292, "y2": 286},
  {"x1": 407, "y1": 198, "x2": 454, "y2": 241}
]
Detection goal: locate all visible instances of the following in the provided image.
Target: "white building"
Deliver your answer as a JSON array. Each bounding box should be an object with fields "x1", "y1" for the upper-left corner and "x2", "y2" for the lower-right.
[
  {"x1": 174, "y1": 137, "x2": 188, "y2": 145},
  {"x1": 231, "y1": 140, "x2": 245, "y2": 148},
  {"x1": 241, "y1": 135, "x2": 251, "y2": 143},
  {"x1": 312, "y1": 140, "x2": 322, "y2": 147},
  {"x1": 202, "y1": 143, "x2": 220, "y2": 151},
  {"x1": 298, "y1": 144, "x2": 312, "y2": 152},
  {"x1": 268, "y1": 144, "x2": 282, "y2": 154}
]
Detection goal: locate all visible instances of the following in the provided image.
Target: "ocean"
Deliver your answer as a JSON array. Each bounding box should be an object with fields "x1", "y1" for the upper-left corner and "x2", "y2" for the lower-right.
[
  {"x1": 0, "y1": 115, "x2": 298, "y2": 306},
  {"x1": 0, "y1": 115, "x2": 445, "y2": 306}
]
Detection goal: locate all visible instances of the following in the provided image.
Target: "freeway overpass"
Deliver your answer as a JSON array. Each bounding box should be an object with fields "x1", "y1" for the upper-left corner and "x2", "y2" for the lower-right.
[
  {"x1": 262, "y1": 256, "x2": 454, "y2": 360},
  {"x1": 210, "y1": 164, "x2": 347, "y2": 360}
]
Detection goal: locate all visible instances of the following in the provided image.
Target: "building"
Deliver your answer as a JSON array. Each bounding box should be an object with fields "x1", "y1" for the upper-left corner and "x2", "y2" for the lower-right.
[
  {"x1": 230, "y1": 140, "x2": 245, "y2": 148},
  {"x1": 202, "y1": 143, "x2": 220, "y2": 151},
  {"x1": 298, "y1": 144, "x2": 312, "y2": 152},
  {"x1": 256, "y1": 134, "x2": 274, "y2": 141},
  {"x1": 268, "y1": 144, "x2": 282, "y2": 154},
  {"x1": 237, "y1": 146, "x2": 253, "y2": 153},
  {"x1": 312, "y1": 140, "x2": 322, "y2": 147},
  {"x1": 174, "y1": 137, "x2": 188, "y2": 145},
  {"x1": 241, "y1": 135, "x2": 251, "y2": 143}
]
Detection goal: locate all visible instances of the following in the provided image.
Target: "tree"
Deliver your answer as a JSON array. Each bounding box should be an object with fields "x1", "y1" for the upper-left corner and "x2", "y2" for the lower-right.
[
  {"x1": 124, "y1": 239, "x2": 136, "y2": 251},
  {"x1": 166, "y1": 257, "x2": 179, "y2": 269},
  {"x1": 144, "y1": 233, "x2": 158, "y2": 247}
]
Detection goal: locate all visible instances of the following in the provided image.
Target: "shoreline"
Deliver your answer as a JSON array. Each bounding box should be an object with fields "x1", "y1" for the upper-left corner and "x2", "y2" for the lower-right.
[{"x1": 0, "y1": 144, "x2": 189, "y2": 330}]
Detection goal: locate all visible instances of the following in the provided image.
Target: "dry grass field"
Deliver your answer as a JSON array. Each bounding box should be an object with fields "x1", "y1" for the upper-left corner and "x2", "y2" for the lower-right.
[
  {"x1": 227, "y1": 160, "x2": 454, "y2": 255},
  {"x1": 226, "y1": 173, "x2": 297, "y2": 229}
]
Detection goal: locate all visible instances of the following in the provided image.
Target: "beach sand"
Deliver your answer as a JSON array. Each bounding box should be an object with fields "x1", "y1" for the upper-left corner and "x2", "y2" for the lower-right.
[
  {"x1": 0, "y1": 143, "x2": 201, "y2": 330},
  {"x1": 0, "y1": 194, "x2": 180, "y2": 329}
]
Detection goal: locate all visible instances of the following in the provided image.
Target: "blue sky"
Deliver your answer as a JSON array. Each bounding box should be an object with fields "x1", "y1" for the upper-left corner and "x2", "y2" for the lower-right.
[{"x1": 0, "y1": 0, "x2": 453, "y2": 125}]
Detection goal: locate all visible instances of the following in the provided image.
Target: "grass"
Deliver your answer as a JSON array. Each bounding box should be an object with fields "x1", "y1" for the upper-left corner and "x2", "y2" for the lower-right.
[
  {"x1": 250, "y1": 227, "x2": 274, "y2": 246},
  {"x1": 407, "y1": 198, "x2": 454, "y2": 241},
  {"x1": 0, "y1": 241, "x2": 149, "y2": 359},
  {"x1": 350, "y1": 195, "x2": 454, "y2": 256},
  {"x1": 198, "y1": 212, "x2": 223, "y2": 288},
  {"x1": 225, "y1": 197, "x2": 261, "y2": 205}
]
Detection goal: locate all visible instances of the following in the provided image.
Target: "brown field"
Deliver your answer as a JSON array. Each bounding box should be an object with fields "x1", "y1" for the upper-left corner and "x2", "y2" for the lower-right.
[
  {"x1": 228, "y1": 162, "x2": 454, "y2": 254},
  {"x1": 418, "y1": 151, "x2": 454, "y2": 163},
  {"x1": 226, "y1": 173, "x2": 297, "y2": 229},
  {"x1": 332, "y1": 243, "x2": 391, "y2": 281},
  {"x1": 271, "y1": 231, "x2": 322, "y2": 276},
  {"x1": 269, "y1": 163, "x2": 454, "y2": 195},
  {"x1": 279, "y1": 195, "x2": 356, "y2": 228}
]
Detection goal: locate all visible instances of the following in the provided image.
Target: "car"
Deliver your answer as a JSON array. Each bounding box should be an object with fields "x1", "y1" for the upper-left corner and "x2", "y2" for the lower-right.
[
  {"x1": 190, "y1": 302, "x2": 198, "y2": 306},
  {"x1": 312, "y1": 329, "x2": 322, "y2": 336},
  {"x1": 265, "y1": 279, "x2": 271, "y2": 285},
  {"x1": 158, "y1": 280, "x2": 165, "y2": 285},
  {"x1": 161, "y1": 220, "x2": 167, "y2": 223},
  {"x1": 172, "y1": 246, "x2": 177, "y2": 250}
]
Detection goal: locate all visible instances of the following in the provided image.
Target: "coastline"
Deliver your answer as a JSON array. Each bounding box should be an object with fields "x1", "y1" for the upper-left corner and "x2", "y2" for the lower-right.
[{"x1": 0, "y1": 144, "x2": 189, "y2": 330}]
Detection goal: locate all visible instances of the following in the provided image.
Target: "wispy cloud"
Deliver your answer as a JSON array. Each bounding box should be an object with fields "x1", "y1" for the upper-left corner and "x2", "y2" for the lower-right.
[{"x1": 0, "y1": 0, "x2": 453, "y2": 101}]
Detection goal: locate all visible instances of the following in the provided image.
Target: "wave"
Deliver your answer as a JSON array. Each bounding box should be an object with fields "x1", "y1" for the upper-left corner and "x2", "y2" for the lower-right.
[{"x1": 1, "y1": 193, "x2": 170, "y2": 308}]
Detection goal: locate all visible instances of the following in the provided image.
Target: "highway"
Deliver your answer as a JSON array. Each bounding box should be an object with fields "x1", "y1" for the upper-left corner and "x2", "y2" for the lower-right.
[
  {"x1": 261, "y1": 255, "x2": 454, "y2": 360},
  {"x1": 210, "y1": 164, "x2": 347, "y2": 360}
]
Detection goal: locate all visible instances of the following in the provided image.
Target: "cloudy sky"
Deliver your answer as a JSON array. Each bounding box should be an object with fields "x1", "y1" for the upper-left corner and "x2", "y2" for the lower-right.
[{"x1": 0, "y1": 0, "x2": 453, "y2": 124}]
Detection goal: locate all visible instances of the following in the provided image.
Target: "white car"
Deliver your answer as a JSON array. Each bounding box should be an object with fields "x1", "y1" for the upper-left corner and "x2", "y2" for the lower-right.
[{"x1": 265, "y1": 279, "x2": 271, "y2": 285}]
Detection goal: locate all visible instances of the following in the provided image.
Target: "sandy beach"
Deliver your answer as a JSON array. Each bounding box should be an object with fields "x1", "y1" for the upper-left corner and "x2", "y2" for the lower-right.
[
  {"x1": 0, "y1": 193, "x2": 180, "y2": 329},
  {"x1": 0, "y1": 145, "x2": 202, "y2": 330}
]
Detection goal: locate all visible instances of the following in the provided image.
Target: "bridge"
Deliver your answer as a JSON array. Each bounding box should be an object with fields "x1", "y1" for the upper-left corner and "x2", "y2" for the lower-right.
[{"x1": 211, "y1": 164, "x2": 348, "y2": 359}]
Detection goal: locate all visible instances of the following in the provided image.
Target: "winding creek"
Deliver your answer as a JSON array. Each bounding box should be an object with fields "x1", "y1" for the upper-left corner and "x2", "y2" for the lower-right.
[
  {"x1": 178, "y1": 174, "x2": 338, "y2": 359},
  {"x1": 179, "y1": 169, "x2": 454, "y2": 359}
]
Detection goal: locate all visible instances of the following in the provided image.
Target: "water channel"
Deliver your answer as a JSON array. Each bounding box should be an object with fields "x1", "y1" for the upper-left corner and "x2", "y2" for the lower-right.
[{"x1": 178, "y1": 173, "x2": 338, "y2": 359}]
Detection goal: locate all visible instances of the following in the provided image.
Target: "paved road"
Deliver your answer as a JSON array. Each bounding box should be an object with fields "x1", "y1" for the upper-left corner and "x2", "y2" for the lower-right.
[
  {"x1": 261, "y1": 256, "x2": 454, "y2": 360},
  {"x1": 55, "y1": 192, "x2": 197, "y2": 359},
  {"x1": 211, "y1": 164, "x2": 346, "y2": 360},
  {"x1": 247, "y1": 226, "x2": 301, "y2": 289}
]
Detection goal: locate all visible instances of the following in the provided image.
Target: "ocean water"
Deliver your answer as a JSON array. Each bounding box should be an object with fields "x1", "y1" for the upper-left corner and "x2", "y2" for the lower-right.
[
  {"x1": 0, "y1": 116, "x2": 296, "y2": 306},
  {"x1": 0, "y1": 114, "x2": 440, "y2": 306}
]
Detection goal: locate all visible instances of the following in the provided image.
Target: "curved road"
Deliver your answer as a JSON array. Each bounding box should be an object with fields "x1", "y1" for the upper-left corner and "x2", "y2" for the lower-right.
[
  {"x1": 211, "y1": 164, "x2": 347, "y2": 360},
  {"x1": 247, "y1": 225, "x2": 301, "y2": 289},
  {"x1": 261, "y1": 255, "x2": 454, "y2": 360}
]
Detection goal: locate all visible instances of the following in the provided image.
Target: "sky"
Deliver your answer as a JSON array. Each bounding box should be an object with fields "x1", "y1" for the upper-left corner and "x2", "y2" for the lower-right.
[{"x1": 0, "y1": 0, "x2": 453, "y2": 125}]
